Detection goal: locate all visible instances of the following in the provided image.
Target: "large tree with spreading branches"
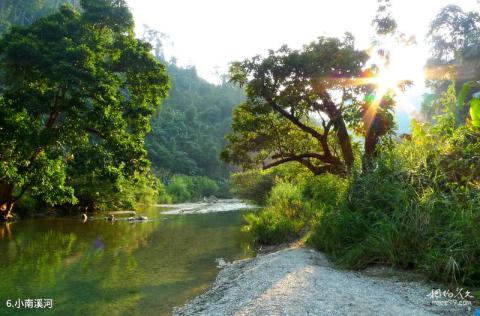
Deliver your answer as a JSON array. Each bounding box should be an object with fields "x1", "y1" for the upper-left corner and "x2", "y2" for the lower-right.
[
  {"x1": 222, "y1": 35, "x2": 381, "y2": 175},
  {"x1": 0, "y1": 0, "x2": 170, "y2": 220}
]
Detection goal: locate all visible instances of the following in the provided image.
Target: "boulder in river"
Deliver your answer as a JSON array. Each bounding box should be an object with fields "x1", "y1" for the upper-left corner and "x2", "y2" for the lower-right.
[
  {"x1": 203, "y1": 195, "x2": 219, "y2": 203},
  {"x1": 127, "y1": 216, "x2": 148, "y2": 221}
]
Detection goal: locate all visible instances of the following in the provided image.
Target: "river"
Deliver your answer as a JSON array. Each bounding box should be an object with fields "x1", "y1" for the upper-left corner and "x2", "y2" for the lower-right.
[{"x1": 0, "y1": 200, "x2": 257, "y2": 315}]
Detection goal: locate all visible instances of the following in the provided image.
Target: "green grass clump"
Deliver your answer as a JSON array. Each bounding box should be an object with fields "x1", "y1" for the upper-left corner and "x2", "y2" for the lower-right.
[
  {"x1": 243, "y1": 181, "x2": 305, "y2": 244},
  {"x1": 309, "y1": 124, "x2": 480, "y2": 285}
]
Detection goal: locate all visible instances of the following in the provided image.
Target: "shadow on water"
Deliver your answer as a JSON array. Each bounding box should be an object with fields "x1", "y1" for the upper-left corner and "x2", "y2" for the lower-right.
[{"x1": 0, "y1": 204, "x2": 256, "y2": 315}]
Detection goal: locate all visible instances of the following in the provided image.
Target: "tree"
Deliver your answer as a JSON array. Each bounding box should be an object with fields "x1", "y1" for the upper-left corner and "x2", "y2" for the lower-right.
[
  {"x1": 372, "y1": 0, "x2": 397, "y2": 35},
  {"x1": 425, "y1": 5, "x2": 480, "y2": 96},
  {"x1": 0, "y1": 0, "x2": 80, "y2": 34},
  {"x1": 141, "y1": 28, "x2": 245, "y2": 181},
  {"x1": 0, "y1": 0, "x2": 170, "y2": 221},
  {"x1": 222, "y1": 35, "x2": 370, "y2": 176},
  {"x1": 363, "y1": 0, "x2": 411, "y2": 165},
  {"x1": 421, "y1": 5, "x2": 480, "y2": 123}
]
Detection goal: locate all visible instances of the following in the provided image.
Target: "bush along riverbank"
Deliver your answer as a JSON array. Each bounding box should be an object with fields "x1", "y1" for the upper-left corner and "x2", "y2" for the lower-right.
[{"x1": 233, "y1": 106, "x2": 480, "y2": 291}]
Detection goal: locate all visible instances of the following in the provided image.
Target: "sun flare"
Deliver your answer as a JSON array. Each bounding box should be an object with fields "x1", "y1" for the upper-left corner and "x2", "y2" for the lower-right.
[{"x1": 365, "y1": 41, "x2": 421, "y2": 116}]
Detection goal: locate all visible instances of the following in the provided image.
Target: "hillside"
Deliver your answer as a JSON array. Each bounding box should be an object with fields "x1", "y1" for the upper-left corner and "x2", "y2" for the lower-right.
[{"x1": 146, "y1": 62, "x2": 244, "y2": 181}]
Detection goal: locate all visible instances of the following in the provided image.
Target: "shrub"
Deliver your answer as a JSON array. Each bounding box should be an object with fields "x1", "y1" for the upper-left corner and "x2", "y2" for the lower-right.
[
  {"x1": 165, "y1": 175, "x2": 220, "y2": 203},
  {"x1": 14, "y1": 193, "x2": 40, "y2": 218},
  {"x1": 230, "y1": 169, "x2": 276, "y2": 205},
  {"x1": 157, "y1": 183, "x2": 173, "y2": 204},
  {"x1": 189, "y1": 176, "x2": 219, "y2": 198},
  {"x1": 166, "y1": 176, "x2": 192, "y2": 203},
  {"x1": 243, "y1": 181, "x2": 305, "y2": 244},
  {"x1": 309, "y1": 120, "x2": 480, "y2": 285},
  {"x1": 300, "y1": 173, "x2": 348, "y2": 220}
]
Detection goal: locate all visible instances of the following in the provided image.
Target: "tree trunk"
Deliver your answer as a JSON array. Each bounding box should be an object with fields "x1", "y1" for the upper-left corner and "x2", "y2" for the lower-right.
[
  {"x1": 363, "y1": 127, "x2": 379, "y2": 172},
  {"x1": 335, "y1": 119, "x2": 355, "y2": 171},
  {"x1": 0, "y1": 183, "x2": 15, "y2": 222},
  {"x1": 321, "y1": 97, "x2": 355, "y2": 171}
]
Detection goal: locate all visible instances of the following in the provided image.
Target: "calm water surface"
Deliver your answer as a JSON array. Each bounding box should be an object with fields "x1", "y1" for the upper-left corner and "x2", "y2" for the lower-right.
[{"x1": 0, "y1": 203, "x2": 256, "y2": 315}]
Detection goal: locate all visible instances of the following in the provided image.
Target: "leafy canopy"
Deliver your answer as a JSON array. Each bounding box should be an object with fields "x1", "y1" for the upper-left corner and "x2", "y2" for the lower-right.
[
  {"x1": 0, "y1": 0, "x2": 169, "y2": 214},
  {"x1": 223, "y1": 35, "x2": 371, "y2": 176}
]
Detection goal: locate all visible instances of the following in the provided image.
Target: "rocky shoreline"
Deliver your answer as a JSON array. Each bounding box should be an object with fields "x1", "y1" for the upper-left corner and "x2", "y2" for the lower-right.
[{"x1": 173, "y1": 247, "x2": 474, "y2": 316}]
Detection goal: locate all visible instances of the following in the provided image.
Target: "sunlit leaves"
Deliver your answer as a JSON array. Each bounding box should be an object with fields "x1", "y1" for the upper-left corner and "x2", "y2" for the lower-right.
[
  {"x1": 224, "y1": 35, "x2": 369, "y2": 175},
  {"x1": 470, "y1": 98, "x2": 480, "y2": 127}
]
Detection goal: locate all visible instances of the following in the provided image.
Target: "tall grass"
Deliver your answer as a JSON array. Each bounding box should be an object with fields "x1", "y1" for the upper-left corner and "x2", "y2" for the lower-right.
[
  {"x1": 243, "y1": 181, "x2": 305, "y2": 244},
  {"x1": 240, "y1": 119, "x2": 480, "y2": 285},
  {"x1": 310, "y1": 122, "x2": 480, "y2": 285}
]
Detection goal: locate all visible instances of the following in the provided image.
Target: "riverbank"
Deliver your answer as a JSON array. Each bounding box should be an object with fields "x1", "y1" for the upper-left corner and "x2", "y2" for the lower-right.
[{"x1": 174, "y1": 247, "x2": 475, "y2": 315}]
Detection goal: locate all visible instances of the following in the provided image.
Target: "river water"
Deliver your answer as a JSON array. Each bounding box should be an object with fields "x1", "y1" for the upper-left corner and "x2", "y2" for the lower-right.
[{"x1": 0, "y1": 200, "x2": 256, "y2": 315}]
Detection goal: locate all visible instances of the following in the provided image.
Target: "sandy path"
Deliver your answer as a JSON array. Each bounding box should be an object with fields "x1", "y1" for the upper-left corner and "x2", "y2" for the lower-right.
[{"x1": 174, "y1": 248, "x2": 474, "y2": 316}]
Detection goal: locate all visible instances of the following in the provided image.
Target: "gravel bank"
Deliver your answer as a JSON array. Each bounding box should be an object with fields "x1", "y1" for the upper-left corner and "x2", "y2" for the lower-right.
[{"x1": 173, "y1": 247, "x2": 474, "y2": 315}]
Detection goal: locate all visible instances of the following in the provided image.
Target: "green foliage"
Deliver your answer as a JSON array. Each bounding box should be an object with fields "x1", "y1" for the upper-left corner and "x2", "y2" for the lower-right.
[
  {"x1": 240, "y1": 89, "x2": 480, "y2": 285},
  {"x1": 223, "y1": 35, "x2": 370, "y2": 176},
  {"x1": 230, "y1": 170, "x2": 277, "y2": 205},
  {"x1": 0, "y1": 0, "x2": 169, "y2": 215},
  {"x1": 157, "y1": 182, "x2": 173, "y2": 204},
  {"x1": 470, "y1": 97, "x2": 480, "y2": 127},
  {"x1": 166, "y1": 177, "x2": 191, "y2": 203},
  {"x1": 0, "y1": 0, "x2": 80, "y2": 34},
  {"x1": 15, "y1": 193, "x2": 40, "y2": 217},
  {"x1": 145, "y1": 44, "x2": 245, "y2": 181},
  {"x1": 230, "y1": 163, "x2": 311, "y2": 205},
  {"x1": 425, "y1": 5, "x2": 480, "y2": 102},
  {"x1": 243, "y1": 181, "x2": 305, "y2": 244},
  {"x1": 373, "y1": 0, "x2": 397, "y2": 35},
  {"x1": 422, "y1": 82, "x2": 480, "y2": 130},
  {"x1": 165, "y1": 175, "x2": 220, "y2": 203},
  {"x1": 301, "y1": 173, "x2": 348, "y2": 216},
  {"x1": 68, "y1": 171, "x2": 160, "y2": 212},
  {"x1": 309, "y1": 118, "x2": 480, "y2": 284}
]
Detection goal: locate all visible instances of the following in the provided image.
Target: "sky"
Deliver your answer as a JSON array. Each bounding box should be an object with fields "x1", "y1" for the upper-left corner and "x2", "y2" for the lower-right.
[{"x1": 127, "y1": 0, "x2": 478, "y2": 130}]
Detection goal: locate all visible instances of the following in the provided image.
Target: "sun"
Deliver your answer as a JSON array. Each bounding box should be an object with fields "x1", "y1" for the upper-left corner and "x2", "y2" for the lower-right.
[
  {"x1": 355, "y1": 41, "x2": 423, "y2": 133},
  {"x1": 365, "y1": 42, "x2": 419, "y2": 115}
]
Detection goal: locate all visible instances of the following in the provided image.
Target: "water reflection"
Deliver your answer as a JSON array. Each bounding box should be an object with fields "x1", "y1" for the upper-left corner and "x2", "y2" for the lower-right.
[{"x1": 0, "y1": 206, "x2": 255, "y2": 315}]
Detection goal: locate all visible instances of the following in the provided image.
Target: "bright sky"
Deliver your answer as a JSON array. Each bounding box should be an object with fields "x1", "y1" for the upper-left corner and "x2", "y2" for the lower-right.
[{"x1": 127, "y1": 0, "x2": 478, "y2": 130}]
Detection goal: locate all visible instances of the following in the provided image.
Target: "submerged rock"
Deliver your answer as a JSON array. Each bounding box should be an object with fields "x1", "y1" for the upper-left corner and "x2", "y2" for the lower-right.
[
  {"x1": 203, "y1": 195, "x2": 219, "y2": 203},
  {"x1": 215, "y1": 258, "x2": 230, "y2": 269},
  {"x1": 127, "y1": 216, "x2": 148, "y2": 221}
]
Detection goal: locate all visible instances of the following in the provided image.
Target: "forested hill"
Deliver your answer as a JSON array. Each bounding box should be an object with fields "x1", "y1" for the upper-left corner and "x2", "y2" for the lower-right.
[
  {"x1": 1, "y1": 1, "x2": 245, "y2": 183},
  {"x1": 146, "y1": 63, "x2": 245, "y2": 181},
  {"x1": 0, "y1": 0, "x2": 80, "y2": 34},
  {"x1": 0, "y1": 1, "x2": 245, "y2": 206}
]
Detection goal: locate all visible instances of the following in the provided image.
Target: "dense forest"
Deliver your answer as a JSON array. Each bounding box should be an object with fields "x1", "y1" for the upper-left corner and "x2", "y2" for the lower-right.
[
  {"x1": 0, "y1": 0, "x2": 479, "y2": 293},
  {"x1": 140, "y1": 27, "x2": 245, "y2": 200},
  {"x1": 0, "y1": 0, "x2": 244, "y2": 216},
  {"x1": 146, "y1": 63, "x2": 243, "y2": 182},
  {"x1": 0, "y1": 0, "x2": 80, "y2": 33},
  {"x1": 145, "y1": 62, "x2": 245, "y2": 202}
]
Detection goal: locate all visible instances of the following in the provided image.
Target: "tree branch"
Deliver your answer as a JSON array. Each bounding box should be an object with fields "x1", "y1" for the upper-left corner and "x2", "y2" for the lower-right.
[{"x1": 263, "y1": 153, "x2": 343, "y2": 173}]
